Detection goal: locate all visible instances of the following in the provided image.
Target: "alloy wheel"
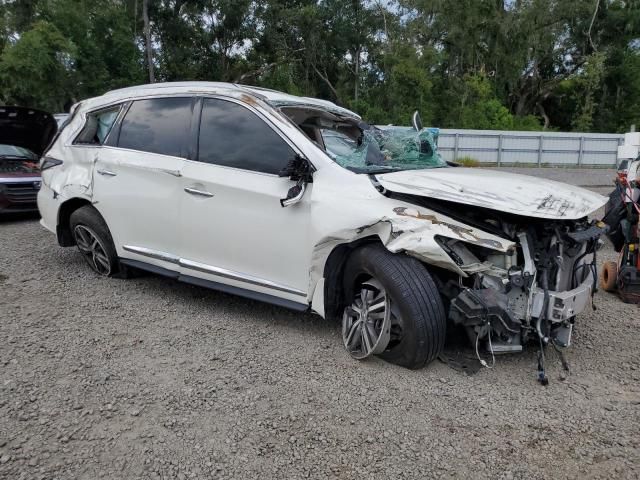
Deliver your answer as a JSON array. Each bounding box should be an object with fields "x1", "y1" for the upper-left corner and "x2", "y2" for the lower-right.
[
  {"x1": 342, "y1": 278, "x2": 393, "y2": 359},
  {"x1": 73, "y1": 224, "x2": 112, "y2": 276}
]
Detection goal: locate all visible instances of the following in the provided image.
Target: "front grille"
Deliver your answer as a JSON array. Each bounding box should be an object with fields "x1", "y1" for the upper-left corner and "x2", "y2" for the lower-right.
[{"x1": 4, "y1": 182, "x2": 40, "y2": 205}]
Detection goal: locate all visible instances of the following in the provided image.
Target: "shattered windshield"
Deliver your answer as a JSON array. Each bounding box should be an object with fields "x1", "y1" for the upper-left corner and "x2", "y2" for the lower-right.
[
  {"x1": 321, "y1": 126, "x2": 447, "y2": 173},
  {"x1": 0, "y1": 144, "x2": 39, "y2": 174}
]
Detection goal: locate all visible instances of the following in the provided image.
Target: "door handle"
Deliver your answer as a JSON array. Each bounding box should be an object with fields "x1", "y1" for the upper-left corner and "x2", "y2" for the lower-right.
[
  {"x1": 97, "y1": 169, "x2": 117, "y2": 177},
  {"x1": 184, "y1": 187, "x2": 214, "y2": 198}
]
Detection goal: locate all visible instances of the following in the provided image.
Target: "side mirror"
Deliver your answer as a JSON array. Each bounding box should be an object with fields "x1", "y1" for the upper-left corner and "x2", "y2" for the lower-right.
[
  {"x1": 280, "y1": 182, "x2": 307, "y2": 207},
  {"x1": 411, "y1": 111, "x2": 423, "y2": 132},
  {"x1": 278, "y1": 155, "x2": 313, "y2": 207}
]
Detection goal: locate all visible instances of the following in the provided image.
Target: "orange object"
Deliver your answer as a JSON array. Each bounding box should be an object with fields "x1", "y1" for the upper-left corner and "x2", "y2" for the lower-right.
[{"x1": 600, "y1": 261, "x2": 618, "y2": 292}]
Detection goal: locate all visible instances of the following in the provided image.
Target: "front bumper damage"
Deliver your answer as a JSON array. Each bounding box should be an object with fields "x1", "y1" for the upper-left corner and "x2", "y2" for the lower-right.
[
  {"x1": 441, "y1": 220, "x2": 607, "y2": 382},
  {"x1": 449, "y1": 275, "x2": 593, "y2": 353},
  {"x1": 530, "y1": 280, "x2": 592, "y2": 326},
  {"x1": 309, "y1": 168, "x2": 607, "y2": 380}
]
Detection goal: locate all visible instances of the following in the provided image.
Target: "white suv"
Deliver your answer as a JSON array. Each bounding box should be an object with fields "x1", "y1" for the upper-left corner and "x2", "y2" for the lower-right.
[{"x1": 38, "y1": 82, "x2": 607, "y2": 375}]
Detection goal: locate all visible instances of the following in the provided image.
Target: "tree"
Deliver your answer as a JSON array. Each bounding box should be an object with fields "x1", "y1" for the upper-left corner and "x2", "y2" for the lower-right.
[
  {"x1": 0, "y1": 0, "x2": 636, "y2": 131},
  {"x1": 143, "y1": 0, "x2": 155, "y2": 82},
  {"x1": 0, "y1": 21, "x2": 77, "y2": 111}
]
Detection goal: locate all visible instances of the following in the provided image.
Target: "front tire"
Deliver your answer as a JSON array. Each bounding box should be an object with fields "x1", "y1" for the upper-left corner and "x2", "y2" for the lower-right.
[
  {"x1": 69, "y1": 206, "x2": 119, "y2": 277},
  {"x1": 342, "y1": 244, "x2": 446, "y2": 369}
]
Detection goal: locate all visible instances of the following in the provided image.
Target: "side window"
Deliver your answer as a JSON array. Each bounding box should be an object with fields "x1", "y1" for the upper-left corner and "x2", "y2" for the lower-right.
[
  {"x1": 198, "y1": 98, "x2": 295, "y2": 174},
  {"x1": 118, "y1": 97, "x2": 192, "y2": 157},
  {"x1": 74, "y1": 106, "x2": 120, "y2": 145}
]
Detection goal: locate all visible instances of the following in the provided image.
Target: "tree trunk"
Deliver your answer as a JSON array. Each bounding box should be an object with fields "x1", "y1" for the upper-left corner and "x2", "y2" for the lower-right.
[
  {"x1": 313, "y1": 65, "x2": 341, "y2": 104},
  {"x1": 514, "y1": 91, "x2": 529, "y2": 116},
  {"x1": 354, "y1": 47, "x2": 360, "y2": 105},
  {"x1": 143, "y1": 0, "x2": 155, "y2": 83}
]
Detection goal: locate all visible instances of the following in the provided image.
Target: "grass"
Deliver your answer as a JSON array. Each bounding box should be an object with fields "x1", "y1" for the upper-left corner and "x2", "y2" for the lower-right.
[{"x1": 456, "y1": 156, "x2": 481, "y2": 167}]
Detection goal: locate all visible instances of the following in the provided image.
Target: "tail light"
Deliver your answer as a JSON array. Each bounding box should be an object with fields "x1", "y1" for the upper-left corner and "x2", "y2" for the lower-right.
[{"x1": 40, "y1": 156, "x2": 63, "y2": 171}]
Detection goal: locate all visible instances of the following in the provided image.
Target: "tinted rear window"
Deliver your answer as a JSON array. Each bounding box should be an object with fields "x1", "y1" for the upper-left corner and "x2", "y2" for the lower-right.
[{"x1": 118, "y1": 97, "x2": 192, "y2": 157}]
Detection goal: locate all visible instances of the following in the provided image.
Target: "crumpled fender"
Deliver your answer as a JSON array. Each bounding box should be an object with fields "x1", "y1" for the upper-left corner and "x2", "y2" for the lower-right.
[
  {"x1": 308, "y1": 173, "x2": 514, "y2": 304},
  {"x1": 384, "y1": 206, "x2": 513, "y2": 270},
  {"x1": 42, "y1": 117, "x2": 95, "y2": 201}
]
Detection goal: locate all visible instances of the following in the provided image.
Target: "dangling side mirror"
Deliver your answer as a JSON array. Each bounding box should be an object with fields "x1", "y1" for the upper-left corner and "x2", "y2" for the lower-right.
[
  {"x1": 278, "y1": 155, "x2": 313, "y2": 208},
  {"x1": 280, "y1": 181, "x2": 307, "y2": 207}
]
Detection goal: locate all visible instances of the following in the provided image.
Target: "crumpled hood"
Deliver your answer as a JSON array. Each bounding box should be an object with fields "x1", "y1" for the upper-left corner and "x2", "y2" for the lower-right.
[
  {"x1": 377, "y1": 167, "x2": 607, "y2": 220},
  {"x1": 0, "y1": 106, "x2": 57, "y2": 156}
]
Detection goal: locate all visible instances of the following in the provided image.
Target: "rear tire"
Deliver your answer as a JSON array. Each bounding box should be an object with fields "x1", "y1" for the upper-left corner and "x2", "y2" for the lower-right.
[
  {"x1": 69, "y1": 206, "x2": 120, "y2": 277},
  {"x1": 600, "y1": 260, "x2": 618, "y2": 292},
  {"x1": 342, "y1": 244, "x2": 446, "y2": 369}
]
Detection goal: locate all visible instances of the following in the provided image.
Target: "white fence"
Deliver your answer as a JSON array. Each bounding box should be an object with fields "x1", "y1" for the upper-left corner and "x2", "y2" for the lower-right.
[{"x1": 435, "y1": 129, "x2": 625, "y2": 167}]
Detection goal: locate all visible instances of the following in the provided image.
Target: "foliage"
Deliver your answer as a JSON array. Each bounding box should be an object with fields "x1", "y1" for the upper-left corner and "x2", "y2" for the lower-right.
[
  {"x1": 458, "y1": 74, "x2": 519, "y2": 130},
  {"x1": 572, "y1": 52, "x2": 607, "y2": 132},
  {"x1": 0, "y1": 21, "x2": 76, "y2": 111},
  {"x1": 456, "y1": 156, "x2": 480, "y2": 167},
  {"x1": 0, "y1": 0, "x2": 638, "y2": 133}
]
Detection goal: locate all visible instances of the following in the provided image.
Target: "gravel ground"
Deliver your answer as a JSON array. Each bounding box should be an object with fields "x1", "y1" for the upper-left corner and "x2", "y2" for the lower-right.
[{"x1": 1, "y1": 168, "x2": 639, "y2": 480}]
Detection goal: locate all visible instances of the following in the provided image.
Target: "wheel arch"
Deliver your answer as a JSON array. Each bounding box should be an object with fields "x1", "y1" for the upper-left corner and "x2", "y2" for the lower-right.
[
  {"x1": 321, "y1": 235, "x2": 386, "y2": 322},
  {"x1": 56, "y1": 197, "x2": 94, "y2": 246},
  {"x1": 318, "y1": 235, "x2": 455, "y2": 322}
]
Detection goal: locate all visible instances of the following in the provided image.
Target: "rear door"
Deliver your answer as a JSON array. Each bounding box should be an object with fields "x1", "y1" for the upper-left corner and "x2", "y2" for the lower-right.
[
  {"x1": 177, "y1": 97, "x2": 311, "y2": 304},
  {"x1": 92, "y1": 97, "x2": 195, "y2": 270}
]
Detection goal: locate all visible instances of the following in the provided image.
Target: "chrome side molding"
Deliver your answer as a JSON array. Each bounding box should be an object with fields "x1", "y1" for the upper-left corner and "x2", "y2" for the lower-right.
[
  {"x1": 122, "y1": 245, "x2": 306, "y2": 297},
  {"x1": 122, "y1": 245, "x2": 179, "y2": 264},
  {"x1": 179, "y1": 258, "x2": 306, "y2": 297}
]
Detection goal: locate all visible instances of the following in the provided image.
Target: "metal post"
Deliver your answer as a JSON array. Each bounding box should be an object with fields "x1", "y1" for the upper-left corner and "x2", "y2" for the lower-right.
[
  {"x1": 454, "y1": 133, "x2": 459, "y2": 161},
  {"x1": 617, "y1": 136, "x2": 624, "y2": 167},
  {"x1": 538, "y1": 135, "x2": 543, "y2": 167},
  {"x1": 578, "y1": 136, "x2": 584, "y2": 166},
  {"x1": 497, "y1": 134, "x2": 503, "y2": 167}
]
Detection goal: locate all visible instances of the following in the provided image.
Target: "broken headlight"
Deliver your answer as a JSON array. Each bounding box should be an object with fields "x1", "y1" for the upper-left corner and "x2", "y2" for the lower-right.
[{"x1": 435, "y1": 236, "x2": 516, "y2": 275}]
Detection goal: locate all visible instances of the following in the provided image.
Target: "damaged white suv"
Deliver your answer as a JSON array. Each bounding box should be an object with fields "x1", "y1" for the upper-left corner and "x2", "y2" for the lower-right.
[{"x1": 38, "y1": 82, "x2": 607, "y2": 376}]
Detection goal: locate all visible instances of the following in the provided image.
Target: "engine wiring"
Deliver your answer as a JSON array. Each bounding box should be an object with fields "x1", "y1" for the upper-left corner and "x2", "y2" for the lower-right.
[{"x1": 475, "y1": 325, "x2": 495, "y2": 369}]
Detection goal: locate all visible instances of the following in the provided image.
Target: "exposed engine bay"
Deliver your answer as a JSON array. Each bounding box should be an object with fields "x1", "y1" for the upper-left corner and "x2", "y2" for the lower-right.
[{"x1": 391, "y1": 193, "x2": 607, "y2": 382}]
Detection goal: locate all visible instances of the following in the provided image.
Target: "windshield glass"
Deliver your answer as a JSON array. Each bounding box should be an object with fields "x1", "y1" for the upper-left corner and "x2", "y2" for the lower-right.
[
  {"x1": 0, "y1": 144, "x2": 39, "y2": 174},
  {"x1": 321, "y1": 126, "x2": 447, "y2": 173}
]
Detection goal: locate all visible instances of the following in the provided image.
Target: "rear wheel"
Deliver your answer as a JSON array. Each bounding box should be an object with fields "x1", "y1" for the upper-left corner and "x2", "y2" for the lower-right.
[
  {"x1": 342, "y1": 244, "x2": 446, "y2": 369},
  {"x1": 70, "y1": 206, "x2": 119, "y2": 277}
]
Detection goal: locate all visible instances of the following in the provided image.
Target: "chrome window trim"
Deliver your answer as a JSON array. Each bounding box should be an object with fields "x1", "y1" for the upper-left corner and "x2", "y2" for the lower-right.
[
  {"x1": 122, "y1": 245, "x2": 306, "y2": 297},
  {"x1": 95, "y1": 145, "x2": 187, "y2": 163},
  {"x1": 181, "y1": 157, "x2": 281, "y2": 178},
  {"x1": 68, "y1": 92, "x2": 318, "y2": 170}
]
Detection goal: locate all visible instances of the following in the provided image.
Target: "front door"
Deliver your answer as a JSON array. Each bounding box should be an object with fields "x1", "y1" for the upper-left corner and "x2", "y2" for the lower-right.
[{"x1": 178, "y1": 97, "x2": 311, "y2": 304}]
